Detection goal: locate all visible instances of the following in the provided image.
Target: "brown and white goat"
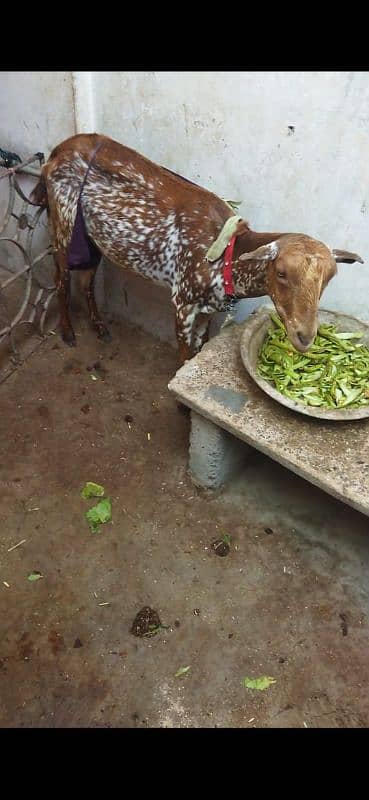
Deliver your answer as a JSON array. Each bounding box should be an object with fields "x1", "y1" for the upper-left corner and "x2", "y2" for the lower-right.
[{"x1": 31, "y1": 133, "x2": 363, "y2": 365}]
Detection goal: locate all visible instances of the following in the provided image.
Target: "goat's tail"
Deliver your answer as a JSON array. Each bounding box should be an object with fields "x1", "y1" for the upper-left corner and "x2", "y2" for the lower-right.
[{"x1": 30, "y1": 171, "x2": 49, "y2": 209}]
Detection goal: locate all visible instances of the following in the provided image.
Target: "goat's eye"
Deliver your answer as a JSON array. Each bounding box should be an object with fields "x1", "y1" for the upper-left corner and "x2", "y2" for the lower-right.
[{"x1": 277, "y1": 271, "x2": 286, "y2": 279}]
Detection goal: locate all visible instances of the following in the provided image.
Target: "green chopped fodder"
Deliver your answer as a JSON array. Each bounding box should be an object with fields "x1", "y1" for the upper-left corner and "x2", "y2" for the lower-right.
[
  {"x1": 257, "y1": 314, "x2": 369, "y2": 409},
  {"x1": 81, "y1": 481, "x2": 105, "y2": 499},
  {"x1": 86, "y1": 498, "x2": 112, "y2": 533}
]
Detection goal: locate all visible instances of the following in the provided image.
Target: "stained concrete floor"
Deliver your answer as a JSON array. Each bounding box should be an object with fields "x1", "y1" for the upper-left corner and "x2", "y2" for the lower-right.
[{"x1": 1, "y1": 313, "x2": 369, "y2": 728}]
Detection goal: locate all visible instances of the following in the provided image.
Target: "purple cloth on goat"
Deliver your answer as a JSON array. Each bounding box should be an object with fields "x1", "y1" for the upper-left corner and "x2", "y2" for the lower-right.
[
  {"x1": 67, "y1": 198, "x2": 101, "y2": 270},
  {"x1": 66, "y1": 141, "x2": 103, "y2": 271}
]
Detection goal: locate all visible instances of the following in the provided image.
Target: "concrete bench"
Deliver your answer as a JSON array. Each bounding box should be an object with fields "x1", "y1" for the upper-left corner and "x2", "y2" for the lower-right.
[{"x1": 168, "y1": 318, "x2": 369, "y2": 517}]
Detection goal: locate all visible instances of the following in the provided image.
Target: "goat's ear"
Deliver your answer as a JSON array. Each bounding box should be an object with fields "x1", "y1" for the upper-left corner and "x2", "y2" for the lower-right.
[
  {"x1": 332, "y1": 248, "x2": 364, "y2": 264},
  {"x1": 239, "y1": 240, "x2": 279, "y2": 263}
]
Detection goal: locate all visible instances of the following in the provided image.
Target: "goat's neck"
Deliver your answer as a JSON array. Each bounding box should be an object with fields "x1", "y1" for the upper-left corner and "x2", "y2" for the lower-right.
[{"x1": 232, "y1": 229, "x2": 283, "y2": 298}]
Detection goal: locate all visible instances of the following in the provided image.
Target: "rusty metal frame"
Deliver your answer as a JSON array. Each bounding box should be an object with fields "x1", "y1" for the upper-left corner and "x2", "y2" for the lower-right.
[{"x1": 0, "y1": 153, "x2": 56, "y2": 360}]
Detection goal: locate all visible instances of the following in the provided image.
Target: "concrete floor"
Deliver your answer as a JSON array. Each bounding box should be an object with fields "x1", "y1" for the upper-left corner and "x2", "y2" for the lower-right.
[{"x1": 1, "y1": 313, "x2": 369, "y2": 728}]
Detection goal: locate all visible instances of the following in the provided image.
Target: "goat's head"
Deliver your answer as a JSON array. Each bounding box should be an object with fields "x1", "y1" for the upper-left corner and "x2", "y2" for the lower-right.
[{"x1": 239, "y1": 234, "x2": 363, "y2": 352}]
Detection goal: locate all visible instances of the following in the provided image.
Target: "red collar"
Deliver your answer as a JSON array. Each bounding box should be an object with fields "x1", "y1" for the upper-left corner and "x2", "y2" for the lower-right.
[{"x1": 223, "y1": 234, "x2": 236, "y2": 296}]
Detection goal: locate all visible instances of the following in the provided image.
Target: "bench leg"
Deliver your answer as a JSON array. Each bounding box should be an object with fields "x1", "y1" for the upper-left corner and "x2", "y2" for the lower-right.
[{"x1": 189, "y1": 410, "x2": 251, "y2": 489}]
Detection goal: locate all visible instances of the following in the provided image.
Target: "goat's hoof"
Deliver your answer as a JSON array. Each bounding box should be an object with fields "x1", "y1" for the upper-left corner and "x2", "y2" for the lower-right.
[
  {"x1": 97, "y1": 325, "x2": 112, "y2": 343},
  {"x1": 62, "y1": 329, "x2": 76, "y2": 347}
]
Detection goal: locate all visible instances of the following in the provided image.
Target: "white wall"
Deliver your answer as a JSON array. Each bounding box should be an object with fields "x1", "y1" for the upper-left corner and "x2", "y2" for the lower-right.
[
  {"x1": 92, "y1": 70, "x2": 369, "y2": 321},
  {"x1": 0, "y1": 71, "x2": 75, "y2": 157},
  {"x1": 1, "y1": 71, "x2": 369, "y2": 336},
  {"x1": 0, "y1": 72, "x2": 76, "y2": 291},
  {"x1": 0, "y1": 71, "x2": 75, "y2": 227}
]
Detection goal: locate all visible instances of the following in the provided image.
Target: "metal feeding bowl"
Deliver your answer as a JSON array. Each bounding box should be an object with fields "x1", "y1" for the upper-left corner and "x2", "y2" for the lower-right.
[{"x1": 240, "y1": 305, "x2": 369, "y2": 421}]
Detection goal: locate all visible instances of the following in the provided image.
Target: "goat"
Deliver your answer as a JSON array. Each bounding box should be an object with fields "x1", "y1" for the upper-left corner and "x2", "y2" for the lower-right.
[{"x1": 31, "y1": 133, "x2": 363, "y2": 365}]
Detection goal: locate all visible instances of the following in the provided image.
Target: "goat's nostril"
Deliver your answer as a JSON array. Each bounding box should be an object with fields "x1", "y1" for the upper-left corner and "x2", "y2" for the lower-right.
[{"x1": 297, "y1": 331, "x2": 309, "y2": 346}]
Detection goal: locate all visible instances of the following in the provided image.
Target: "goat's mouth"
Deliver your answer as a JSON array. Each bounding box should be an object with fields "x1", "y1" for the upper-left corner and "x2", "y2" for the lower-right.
[
  {"x1": 286, "y1": 329, "x2": 316, "y2": 353},
  {"x1": 272, "y1": 304, "x2": 317, "y2": 353},
  {"x1": 291, "y1": 338, "x2": 314, "y2": 353}
]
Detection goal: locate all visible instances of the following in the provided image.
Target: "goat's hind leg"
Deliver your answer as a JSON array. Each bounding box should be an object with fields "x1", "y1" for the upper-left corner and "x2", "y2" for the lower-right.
[
  {"x1": 78, "y1": 267, "x2": 111, "y2": 342},
  {"x1": 54, "y1": 249, "x2": 76, "y2": 346}
]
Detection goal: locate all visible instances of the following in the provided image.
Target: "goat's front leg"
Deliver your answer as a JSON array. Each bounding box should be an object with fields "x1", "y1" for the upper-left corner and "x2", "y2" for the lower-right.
[
  {"x1": 174, "y1": 303, "x2": 200, "y2": 367},
  {"x1": 192, "y1": 311, "x2": 212, "y2": 355}
]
